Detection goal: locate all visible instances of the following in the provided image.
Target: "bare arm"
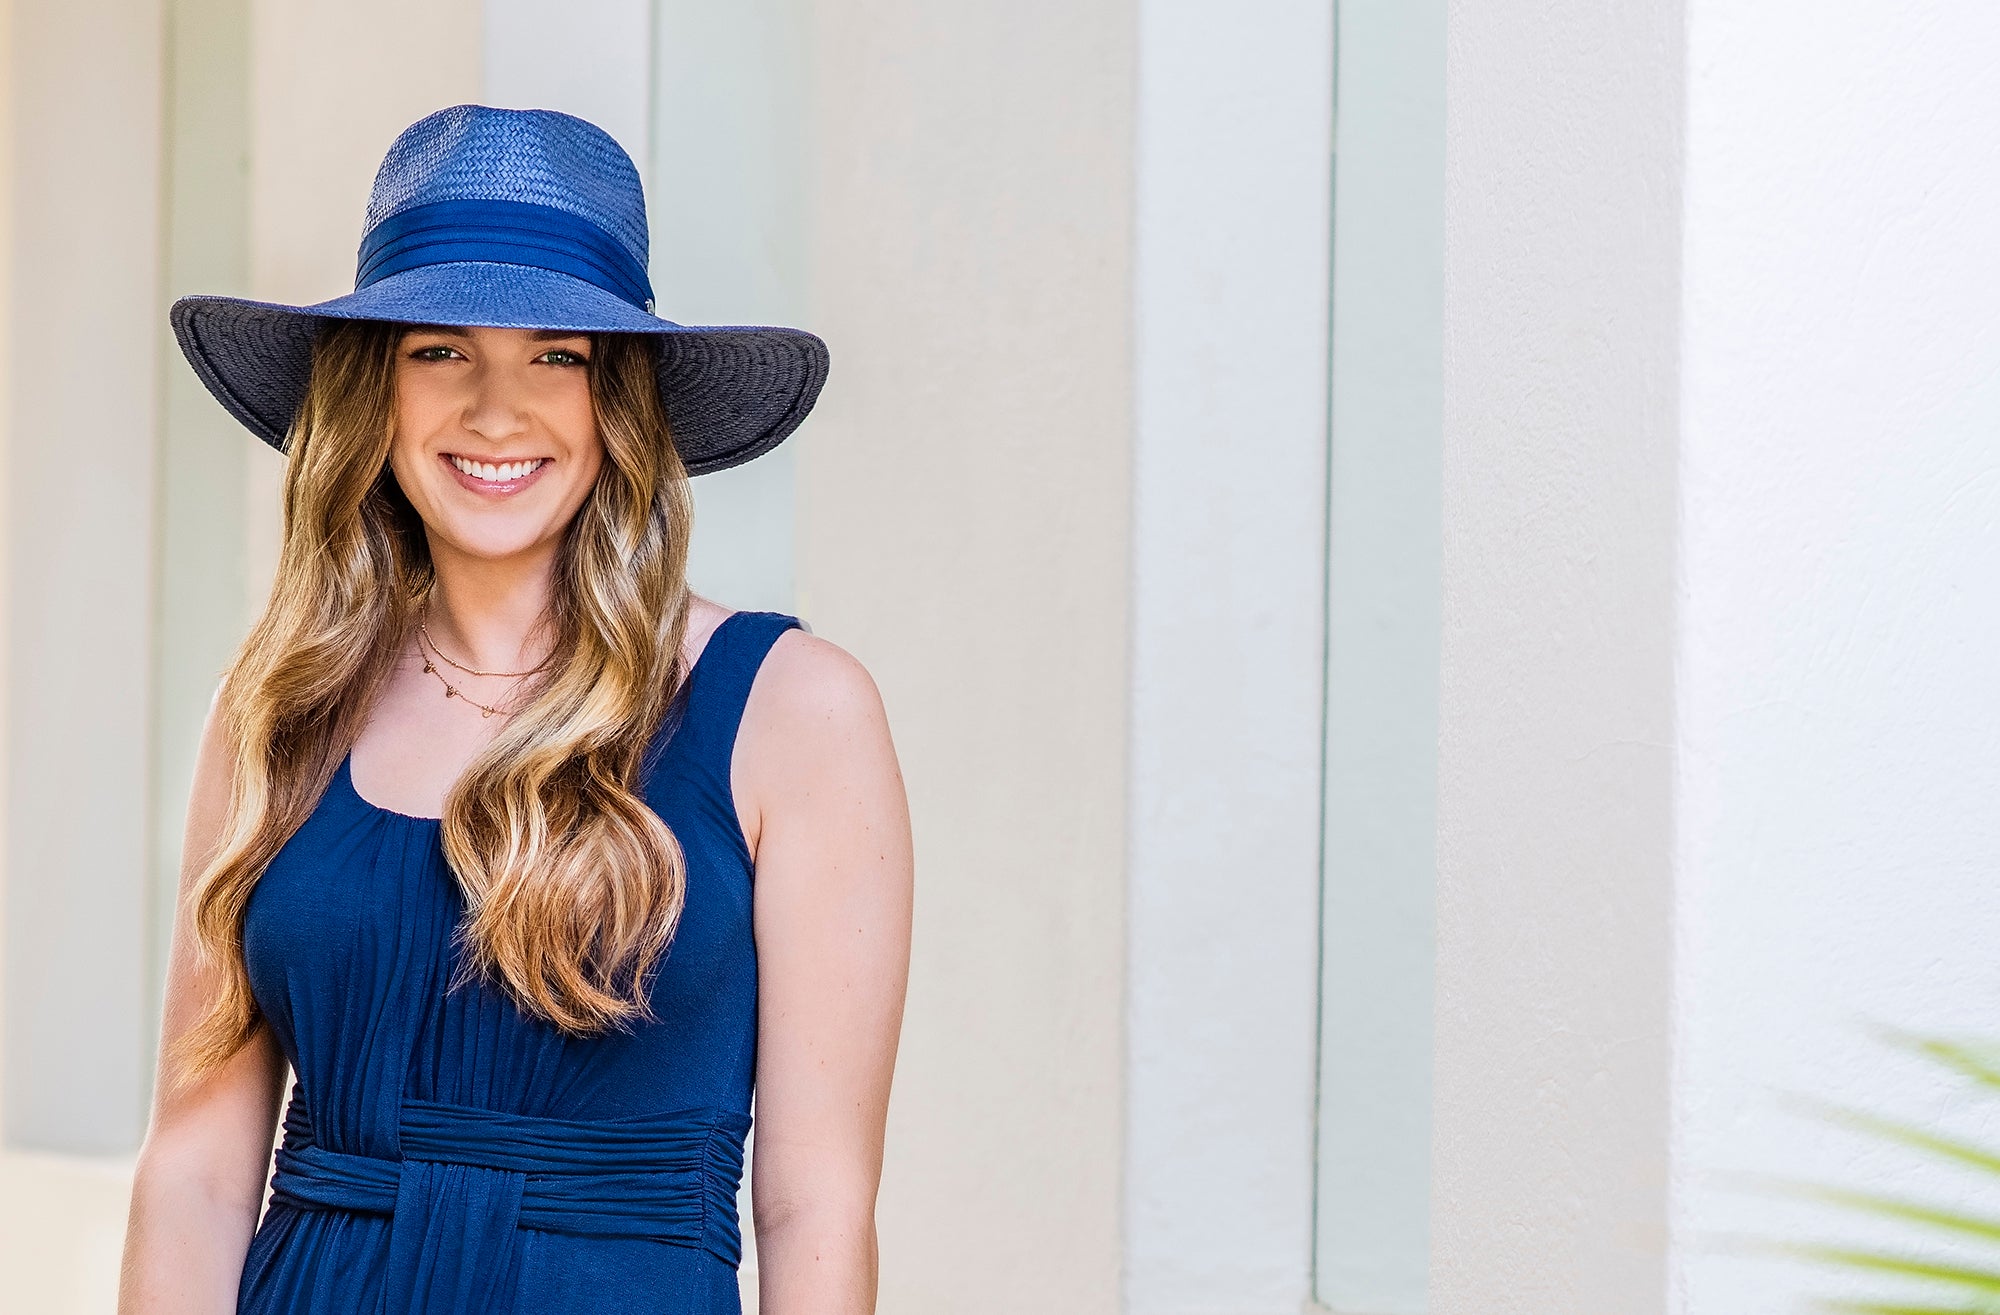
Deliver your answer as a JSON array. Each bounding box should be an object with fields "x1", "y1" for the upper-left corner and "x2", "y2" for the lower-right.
[
  {"x1": 739, "y1": 632, "x2": 914, "y2": 1315},
  {"x1": 118, "y1": 688, "x2": 288, "y2": 1314}
]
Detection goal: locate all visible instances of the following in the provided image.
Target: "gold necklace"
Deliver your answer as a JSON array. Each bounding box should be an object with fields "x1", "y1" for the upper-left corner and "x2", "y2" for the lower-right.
[
  {"x1": 418, "y1": 606, "x2": 553, "y2": 679},
  {"x1": 415, "y1": 627, "x2": 519, "y2": 719}
]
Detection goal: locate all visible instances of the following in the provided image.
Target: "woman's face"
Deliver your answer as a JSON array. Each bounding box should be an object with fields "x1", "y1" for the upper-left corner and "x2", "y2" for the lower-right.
[{"x1": 387, "y1": 323, "x2": 604, "y2": 567}]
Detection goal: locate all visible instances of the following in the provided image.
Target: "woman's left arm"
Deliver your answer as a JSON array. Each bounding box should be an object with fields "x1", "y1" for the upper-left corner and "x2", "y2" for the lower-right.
[{"x1": 738, "y1": 630, "x2": 914, "y2": 1315}]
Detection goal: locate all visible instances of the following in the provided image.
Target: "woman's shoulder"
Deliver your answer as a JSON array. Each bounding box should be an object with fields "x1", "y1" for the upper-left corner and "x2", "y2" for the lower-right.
[
  {"x1": 755, "y1": 623, "x2": 884, "y2": 734},
  {"x1": 733, "y1": 614, "x2": 893, "y2": 781},
  {"x1": 685, "y1": 594, "x2": 877, "y2": 716},
  {"x1": 731, "y1": 620, "x2": 901, "y2": 867}
]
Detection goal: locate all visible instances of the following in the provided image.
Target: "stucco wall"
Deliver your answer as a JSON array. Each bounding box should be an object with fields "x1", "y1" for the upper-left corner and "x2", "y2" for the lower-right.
[
  {"x1": 1434, "y1": 0, "x2": 1685, "y2": 1309},
  {"x1": 1672, "y1": 0, "x2": 2000, "y2": 1307},
  {"x1": 792, "y1": 2, "x2": 1134, "y2": 1310},
  {"x1": 0, "y1": 0, "x2": 168, "y2": 1304},
  {"x1": 3, "y1": 0, "x2": 166, "y2": 1156}
]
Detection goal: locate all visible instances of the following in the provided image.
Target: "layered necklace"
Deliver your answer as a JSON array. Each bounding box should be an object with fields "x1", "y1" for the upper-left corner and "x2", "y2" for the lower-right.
[{"x1": 415, "y1": 607, "x2": 553, "y2": 718}]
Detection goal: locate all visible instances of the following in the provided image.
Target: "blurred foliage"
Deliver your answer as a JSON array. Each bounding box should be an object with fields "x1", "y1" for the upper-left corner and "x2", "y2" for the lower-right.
[{"x1": 1776, "y1": 1031, "x2": 2000, "y2": 1315}]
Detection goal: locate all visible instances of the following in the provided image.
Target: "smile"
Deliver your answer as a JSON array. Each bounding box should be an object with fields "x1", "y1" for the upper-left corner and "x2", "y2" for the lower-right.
[{"x1": 442, "y1": 453, "x2": 551, "y2": 493}]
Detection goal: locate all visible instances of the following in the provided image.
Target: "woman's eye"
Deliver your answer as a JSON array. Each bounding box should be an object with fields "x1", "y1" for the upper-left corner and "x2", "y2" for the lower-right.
[
  {"x1": 409, "y1": 345, "x2": 461, "y2": 361},
  {"x1": 539, "y1": 349, "x2": 589, "y2": 367}
]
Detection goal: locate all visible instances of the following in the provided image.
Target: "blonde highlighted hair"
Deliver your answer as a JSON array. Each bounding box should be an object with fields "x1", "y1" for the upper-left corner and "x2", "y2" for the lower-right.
[{"x1": 168, "y1": 318, "x2": 696, "y2": 1094}]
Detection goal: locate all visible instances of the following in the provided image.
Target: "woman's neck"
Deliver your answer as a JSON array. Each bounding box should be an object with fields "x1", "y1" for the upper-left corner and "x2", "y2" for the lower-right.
[{"x1": 422, "y1": 545, "x2": 560, "y2": 675}]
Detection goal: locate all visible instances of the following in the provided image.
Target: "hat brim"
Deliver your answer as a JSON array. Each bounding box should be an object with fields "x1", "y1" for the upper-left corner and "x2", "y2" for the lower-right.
[{"x1": 169, "y1": 261, "x2": 828, "y2": 477}]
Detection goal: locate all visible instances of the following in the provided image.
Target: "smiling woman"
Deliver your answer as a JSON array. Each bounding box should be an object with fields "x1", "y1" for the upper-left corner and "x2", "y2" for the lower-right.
[{"x1": 118, "y1": 106, "x2": 913, "y2": 1315}]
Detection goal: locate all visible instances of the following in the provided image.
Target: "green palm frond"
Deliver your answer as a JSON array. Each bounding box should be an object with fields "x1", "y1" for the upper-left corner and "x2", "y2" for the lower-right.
[
  {"x1": 1774, "y1": 1031, "x2": 2000, "y2": 1315},
  {"x1": 1785, "y1": 1244, "x2": 2000, "y2": 1291},
  {"x1": 1869, "y1": 1028, "x2": 2000, "y2": 1094},
  {"x1": 1824, "y1": 1295, "x2": 2000, "y2": 1303},
  {"x1": 1796, "y1": 1101, "x2": 2000, "y2": 1180}
]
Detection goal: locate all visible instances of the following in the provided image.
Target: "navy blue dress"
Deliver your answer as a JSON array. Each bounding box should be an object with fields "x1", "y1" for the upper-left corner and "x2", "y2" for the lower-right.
[{"x1": 236, "y1": 611, "x2": 800, "y2": 1315}]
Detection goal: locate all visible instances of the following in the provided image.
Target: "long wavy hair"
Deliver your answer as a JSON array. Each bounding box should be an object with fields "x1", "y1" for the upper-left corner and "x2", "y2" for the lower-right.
[{"x1": 167, "y1": 318, "x2": 697, "y2": 1095}]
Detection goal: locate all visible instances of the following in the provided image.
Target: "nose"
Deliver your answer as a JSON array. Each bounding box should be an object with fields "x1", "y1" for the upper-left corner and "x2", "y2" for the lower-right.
[{"x1": 459, "y1": 359, "x2": 532, "y2": 444}]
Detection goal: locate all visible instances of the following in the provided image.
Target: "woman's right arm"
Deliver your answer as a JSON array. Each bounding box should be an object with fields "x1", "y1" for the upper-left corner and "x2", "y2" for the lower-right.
[{"x1": 118, "y1": 688, "x2": 288, "y2": 1314}]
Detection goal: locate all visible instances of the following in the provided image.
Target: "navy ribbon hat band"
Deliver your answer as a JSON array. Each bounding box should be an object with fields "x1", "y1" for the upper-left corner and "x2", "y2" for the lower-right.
[{"x1": 356, "y1": 197, "x2": 657, "y2": 312}]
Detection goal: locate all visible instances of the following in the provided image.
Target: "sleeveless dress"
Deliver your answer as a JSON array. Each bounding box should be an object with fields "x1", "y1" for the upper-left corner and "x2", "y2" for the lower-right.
[{"x1": 235, "y1": 610, "x2": 801, "y2": 1315}]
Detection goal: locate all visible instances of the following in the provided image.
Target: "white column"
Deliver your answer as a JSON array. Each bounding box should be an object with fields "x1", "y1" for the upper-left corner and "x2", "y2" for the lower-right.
[
  {"x1": 149, "y1": 0, "x2": 253, "y2": 1102},
  {"x1": 1126, "y1": 1, "x2": 1332, "y2": 1311},
  {"x1": 793, "y1": 1, "x2": 1137, "y2": 1309},
  {"x1": 3, "y1": 0, "x2": 166, "y2": 1155},
  {"x1": 1434, "y1": 0, "x2": 1685, "y2": 1309}
]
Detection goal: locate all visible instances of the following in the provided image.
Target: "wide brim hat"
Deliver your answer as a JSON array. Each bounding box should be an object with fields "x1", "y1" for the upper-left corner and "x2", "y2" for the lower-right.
[{"x1": 170, "y1": 104, "x2": 827, "y2": 476}]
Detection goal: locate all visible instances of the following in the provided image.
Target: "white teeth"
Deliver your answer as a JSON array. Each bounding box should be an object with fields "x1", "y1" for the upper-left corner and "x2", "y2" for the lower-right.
[{"x1": 450, "y1": 456, "x2": 544, "y2": 482}]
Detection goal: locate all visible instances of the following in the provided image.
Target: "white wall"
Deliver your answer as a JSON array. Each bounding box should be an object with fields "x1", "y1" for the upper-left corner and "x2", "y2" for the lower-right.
[
  {"x1": 1672, "y1": 0, "x2": 2000, "y2": 1308},
  {"x1": 484, "y1": 0, "x2": 650, "y2": 155},
  {"x1": 1126, "y1": 1, "x2": 1330, "y2": 1311},
  {"x1": 3, "y1": 0, "x2": 166, "y2": 1155},
  {"x1": 1434, "y1": 0, "x2": 1684, "y2": 1309},
  {"x1": 793, "y1": 3, "x2": 1136, "y2": 1312},
  {"x1": 1442, "y1": 1, "x2": 2000, "y2": 1311}
]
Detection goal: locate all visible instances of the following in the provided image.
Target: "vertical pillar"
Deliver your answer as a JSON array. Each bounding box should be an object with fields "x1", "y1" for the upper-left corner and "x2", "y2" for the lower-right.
[
  {"x1": 1315, "y1": 0, "x2": 1443, "y2": 1306},
  {"x1": 1126, "y1": 0, "x2": 1332, "y2": 1311},
  {"x1": 148, "y1": 0, "x2": 252, "y2": 1094},
  {"x1": 1432, "y1": 0, "x2": 1685, "y2": 1308},
  {"x1": 484, "y1": 0, "x2": 651, "y2": 159},
  {"x1": 796, "y1": 1, "x2": 1136, "y2": 1309},
  {"x1": 650, "y1": 0, "x2": 807, "y2": 613},
  {"x1": 3, "y1": 0, "x2": 167, "y2": 1154}
]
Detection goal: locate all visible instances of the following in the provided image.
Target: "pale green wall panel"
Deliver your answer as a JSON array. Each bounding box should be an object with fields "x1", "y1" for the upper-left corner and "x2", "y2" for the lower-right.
[
  {"x1": 652, "y1": 0, "x2": 807, "y2": 615},
  {"x1": 1314, "y1": 0, "x2": 1443, "y2": 1307},
  {"x1": 145, "y1": 0, "x2": 252, "y2": 1113}
]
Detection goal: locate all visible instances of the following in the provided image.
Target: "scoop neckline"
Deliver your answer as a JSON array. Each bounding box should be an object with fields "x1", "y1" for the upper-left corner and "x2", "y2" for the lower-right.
[{"x1": 338, "y1": 609, "x2": 748, "y2": 824}]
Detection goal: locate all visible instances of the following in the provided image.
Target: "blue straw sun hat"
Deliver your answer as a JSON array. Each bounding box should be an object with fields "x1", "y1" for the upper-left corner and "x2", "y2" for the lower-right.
[{"x1": 170, "y1": 103, "x2": 827, "y2": 476}]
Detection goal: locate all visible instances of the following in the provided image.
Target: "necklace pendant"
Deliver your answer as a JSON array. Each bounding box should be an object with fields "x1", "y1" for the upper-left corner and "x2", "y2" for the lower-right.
[
  {"x1": 423, "y1": 661, "x2": 436, "y2": 674},
  {"x1": 444, "y1": 686, "x2": 457, "y2": 699},
  {"x1": 481, "y1": 707, "x2": 495, "y2": 718}
]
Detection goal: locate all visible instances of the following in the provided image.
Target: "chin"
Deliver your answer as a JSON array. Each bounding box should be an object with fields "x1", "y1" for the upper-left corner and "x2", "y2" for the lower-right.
[{"x1": 435, "y1": 518, "x2": 566, "y2": 564}]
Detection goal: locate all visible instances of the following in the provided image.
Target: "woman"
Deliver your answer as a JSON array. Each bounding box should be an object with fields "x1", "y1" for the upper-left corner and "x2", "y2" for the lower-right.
[{"x1": 117, "y1": 105, "x2": 913, "y2": 1315}]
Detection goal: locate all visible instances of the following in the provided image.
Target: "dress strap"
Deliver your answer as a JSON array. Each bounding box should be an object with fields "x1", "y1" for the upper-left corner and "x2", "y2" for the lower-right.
[
  {"x1": 690, "y1": 610, "x2": 802, "y2": 743},
  {"x1": 647, "y1": 610, "x2": 802, "y2": 791}
]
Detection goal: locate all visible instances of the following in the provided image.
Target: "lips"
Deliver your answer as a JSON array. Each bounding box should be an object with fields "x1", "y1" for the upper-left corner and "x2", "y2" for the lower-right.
[{"x1": 441, "y1": 452, "x2": 551, "y2": 495}]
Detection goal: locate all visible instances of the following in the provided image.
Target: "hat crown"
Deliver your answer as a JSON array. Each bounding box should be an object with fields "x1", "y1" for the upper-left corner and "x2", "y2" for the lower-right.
[{"x1": 362, "y1": 104, "x2": 650, "y2": 273}]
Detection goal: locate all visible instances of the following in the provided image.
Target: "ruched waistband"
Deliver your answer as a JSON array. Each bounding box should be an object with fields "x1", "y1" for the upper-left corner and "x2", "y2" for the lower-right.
[{"x1": 268, "y1": 1096, "x2": 751, "y2": 1314}]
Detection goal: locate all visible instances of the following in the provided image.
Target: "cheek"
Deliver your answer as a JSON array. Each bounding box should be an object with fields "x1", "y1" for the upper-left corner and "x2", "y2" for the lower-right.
[
  {"x1": 557, "y1": 389, "x2": 605, "y2": 481},
  {"x1": 389, "y1": 373, "x2": 446, "y2": 452},
  {"x1": 385, "y1": 407, "x2": 435, "y2": 496}
]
